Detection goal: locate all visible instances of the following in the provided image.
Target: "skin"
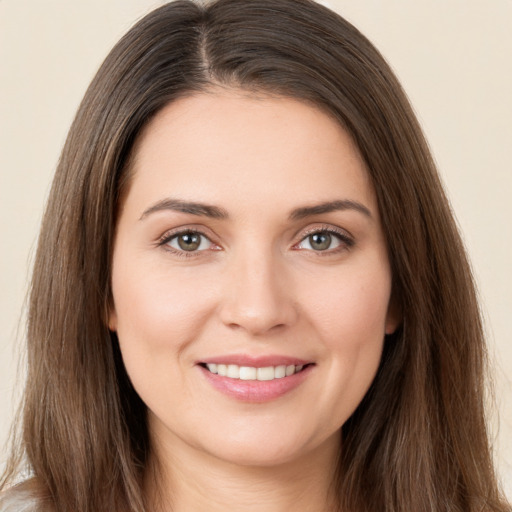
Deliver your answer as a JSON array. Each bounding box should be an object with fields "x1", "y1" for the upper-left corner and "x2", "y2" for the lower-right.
[{"x1": 109, "y1": 89, "x2": 398, "y2": 511}]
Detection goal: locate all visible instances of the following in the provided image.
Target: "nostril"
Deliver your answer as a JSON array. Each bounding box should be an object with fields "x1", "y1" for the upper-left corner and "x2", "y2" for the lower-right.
[{"x1": 226, "y1": 322, "x2": 243, "y2": 330}]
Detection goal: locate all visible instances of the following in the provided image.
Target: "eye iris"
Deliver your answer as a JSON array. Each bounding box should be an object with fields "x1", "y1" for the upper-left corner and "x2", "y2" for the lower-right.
[
  {"x1": 310, "y1": 232, "x2": 331, "y2": 251},
  {"x1": 177, "y1": 232, "x2": 201, "y2": 251}
]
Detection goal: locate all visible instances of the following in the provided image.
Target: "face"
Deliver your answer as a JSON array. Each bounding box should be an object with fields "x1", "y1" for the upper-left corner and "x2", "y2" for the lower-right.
[{"x1": 109, "y1": 90, "x2": 398, "y2": 469}]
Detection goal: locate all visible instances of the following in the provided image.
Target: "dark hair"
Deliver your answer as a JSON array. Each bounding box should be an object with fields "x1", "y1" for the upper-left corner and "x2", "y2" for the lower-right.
[{"x1": 1, "y1": 1, "x2": 509, "y2": 511}]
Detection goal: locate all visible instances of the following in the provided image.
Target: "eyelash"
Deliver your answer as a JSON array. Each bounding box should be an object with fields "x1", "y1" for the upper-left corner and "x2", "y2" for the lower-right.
[
  {"x1": 157, "y1": 225, "x2": 354, "y2": 258},
  {"x1": 294, "y1": 225, "x2": 355, "y2": 255},
  {"x1": 157, "y1": 229, "x2": 218, "y2": 258}
]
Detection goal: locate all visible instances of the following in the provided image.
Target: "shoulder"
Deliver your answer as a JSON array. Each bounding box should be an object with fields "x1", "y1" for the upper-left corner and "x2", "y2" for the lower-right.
[{"x1": 0, "y1": 488, "x2": 39, "y2": 512}]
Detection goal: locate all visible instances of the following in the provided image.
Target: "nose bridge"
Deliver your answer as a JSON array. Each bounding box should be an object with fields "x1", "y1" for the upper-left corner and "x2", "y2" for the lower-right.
[{"x1": 219, "y1": 242, "x2": 297, "y2": 335}]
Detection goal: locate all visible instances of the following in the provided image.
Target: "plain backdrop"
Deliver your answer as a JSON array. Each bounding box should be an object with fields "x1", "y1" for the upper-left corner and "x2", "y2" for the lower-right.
[{"x1": 1, "y1": 0, "x2": 511, "y2": 498}]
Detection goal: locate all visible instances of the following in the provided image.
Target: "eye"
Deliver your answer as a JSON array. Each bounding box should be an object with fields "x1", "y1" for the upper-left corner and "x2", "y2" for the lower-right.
[
  {"x1": 295, "y1": 229, "x2": 352, "y2": 252},
  {"x1": 164, "y1": 231, "x2": 213, "y2": 252}
]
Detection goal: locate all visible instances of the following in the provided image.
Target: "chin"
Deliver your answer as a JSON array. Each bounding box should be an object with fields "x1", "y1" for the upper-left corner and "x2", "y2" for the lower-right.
[
  {"x1": 207, "y1": 441, "x2": 310, "y2": 468},
  {"x1": 194, "y1": 423, "x2": 339, "y2": 470}
]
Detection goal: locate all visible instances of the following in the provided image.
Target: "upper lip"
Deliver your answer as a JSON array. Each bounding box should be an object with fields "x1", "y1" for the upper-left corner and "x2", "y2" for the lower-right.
[{"x1": 198, "y1": 354, "x2": 313, "y2": 367}]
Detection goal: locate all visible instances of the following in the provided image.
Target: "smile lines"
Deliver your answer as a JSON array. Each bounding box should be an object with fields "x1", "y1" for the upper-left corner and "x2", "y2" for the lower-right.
[{"x1": 203, "y1": 363, "x2": 306, "y2": 381}]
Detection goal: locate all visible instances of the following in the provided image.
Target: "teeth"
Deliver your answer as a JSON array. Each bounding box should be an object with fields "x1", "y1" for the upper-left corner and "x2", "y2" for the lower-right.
[
  {"x1": 257, "y1": 367, "x2": 274, "y2": 381},
  {"x1": 206, "y1": 363, "x2": 217, "y2": 374},
  {"x1": 204, "y1": 363, "x2": 306, "y2": 381},
  {"x1": 227, "y1": 364, "x2": 239, "y2": 378},
  {"x1": 274, "y1": 365, "x2": 286, "y2": 379},
  {"x1": 239, "y1": 366, "x2": 257, "y2": 380}
]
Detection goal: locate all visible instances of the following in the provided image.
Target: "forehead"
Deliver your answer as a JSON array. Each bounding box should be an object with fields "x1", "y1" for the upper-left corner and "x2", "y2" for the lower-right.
[{"x1": 124, "y1": 89, "x2": 377, "y2": 217}]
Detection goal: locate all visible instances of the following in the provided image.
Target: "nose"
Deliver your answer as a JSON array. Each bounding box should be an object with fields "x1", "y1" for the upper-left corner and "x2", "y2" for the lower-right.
[{"x1": 218, "y1": 249, "x2": 298, "y2": 336}]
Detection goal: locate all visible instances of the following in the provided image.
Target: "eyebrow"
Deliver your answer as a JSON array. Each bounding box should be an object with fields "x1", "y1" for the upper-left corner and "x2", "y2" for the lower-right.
[
  {"x1": 289, "y1": 200, "x2": 372, "y2": 221},
  {"x1": 139, "y1": 197, "x2": 372, "y2": 221},
  {"x1": 140, "y1": 198, "x2": 228, "y2": 220}
]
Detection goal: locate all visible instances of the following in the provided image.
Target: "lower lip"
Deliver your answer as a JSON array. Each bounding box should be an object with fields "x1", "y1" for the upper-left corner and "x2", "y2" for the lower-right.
[{"x1": 199, "y1": 365, "x2": 314, "y2": 403}]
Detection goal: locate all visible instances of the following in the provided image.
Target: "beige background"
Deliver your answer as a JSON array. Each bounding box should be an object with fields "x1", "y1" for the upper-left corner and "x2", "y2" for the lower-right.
[{"x1": 1, "y1": 0, "x2": 511, "y2": 497}]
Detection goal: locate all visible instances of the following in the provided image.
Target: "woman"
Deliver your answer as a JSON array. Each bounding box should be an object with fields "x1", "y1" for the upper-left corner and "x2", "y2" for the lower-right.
[{"x1": 1, "y1": 0, "x2": 509, "y2": 511}]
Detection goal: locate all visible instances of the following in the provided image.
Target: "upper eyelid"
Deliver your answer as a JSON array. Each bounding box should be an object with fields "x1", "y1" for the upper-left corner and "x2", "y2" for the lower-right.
[
  {"x1": 158, "y1": 229, "x2": 219, "y2": 257},
  {"x1": 157, "y1": 225, "x2": 216, "y2": 244},
  {"x1": 295, "y1": 223, "x2": 353, "y2": 241},
  {"x1": 156, "y1": 223, "x2": 354, "y2": 250},
  {"x1": 292, "y1": 225, "x2": 355, "y2": 252}
]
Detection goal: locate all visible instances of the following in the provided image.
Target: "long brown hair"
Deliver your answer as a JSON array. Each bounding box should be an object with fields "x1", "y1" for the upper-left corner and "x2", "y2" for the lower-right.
[{"x1": 1, "y1": 1, "x2": 509, "y2": 511}]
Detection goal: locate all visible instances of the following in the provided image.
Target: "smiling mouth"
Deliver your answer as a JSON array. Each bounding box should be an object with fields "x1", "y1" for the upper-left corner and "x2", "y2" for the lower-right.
[{"x1": 199, "y1": 363, "x2": 311, "y2": 381}]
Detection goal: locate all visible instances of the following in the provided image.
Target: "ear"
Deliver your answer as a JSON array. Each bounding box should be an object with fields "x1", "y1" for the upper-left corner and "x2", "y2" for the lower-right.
[
  {"x1": 385, "y1": 299, "x2": 401, "y2": 335},
  {"x1": 108, "y1": 306, "x2": 118, "y2": 332}
]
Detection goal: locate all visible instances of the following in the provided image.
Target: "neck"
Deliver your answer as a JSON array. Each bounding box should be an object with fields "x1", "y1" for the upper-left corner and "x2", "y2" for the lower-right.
[{"x1": 145, "y1": 430, "x2": 341, "y2": 512}]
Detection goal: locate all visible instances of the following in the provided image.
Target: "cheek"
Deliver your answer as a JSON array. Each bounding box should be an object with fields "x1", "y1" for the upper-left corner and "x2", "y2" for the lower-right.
[
  {"x1": 300, "y1": 259, "x2": 391, "y2": 414},
  {"x1": 111, "y1": 262, "x2": 219, "y2": 413},
  {"x1": 305, "y1": 259, "x2": 392, "y2": 344},
  {"x1": 112, "y1": 260, "x2": 213, "y2": 345},
  {"x1": 110, "y1": 258, "x2": 219, "y2": 402}
]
